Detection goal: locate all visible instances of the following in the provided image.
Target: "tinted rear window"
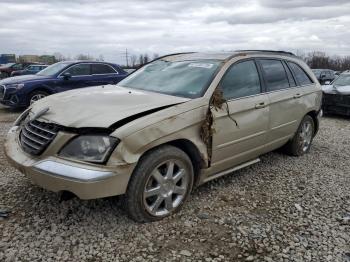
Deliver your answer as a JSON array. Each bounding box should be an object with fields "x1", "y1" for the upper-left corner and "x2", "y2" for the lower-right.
[
  {"x1": 260, "y1": 59, "x2": 290, "y2": 91},
  {"x1": 288, "y1": 62, "x2": 313, "y2": 86},
  {"x1": 92, "y1": 64, "x2": 116, "y2": 74}
]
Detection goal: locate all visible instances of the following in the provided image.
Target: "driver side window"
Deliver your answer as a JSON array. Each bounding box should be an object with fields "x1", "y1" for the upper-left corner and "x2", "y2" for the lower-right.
[
  {"x1": 65, "y1": 64, "x2": 91, "y2": 76},
  {"x1": 220, "y1": 60, "x2": 261, "y2": 100}
]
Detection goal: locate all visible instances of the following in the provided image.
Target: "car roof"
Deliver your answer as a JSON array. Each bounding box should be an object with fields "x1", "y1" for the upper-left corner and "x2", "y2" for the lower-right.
[
  {"x1": 312, "y1": 69, "x2": 334, "y2": 71},
  {"x1": 56, "y1": 60, "x2": 119, "y2": 67},
  {"x1": 61, "y1": 60, "x2": 116, "y2": 64},
  {"x1": 161, "y1": 50, "x2": 297, "y2": 62},
  {"x1": 29, "y1": 64, "x2": 47, "y2": 66}
]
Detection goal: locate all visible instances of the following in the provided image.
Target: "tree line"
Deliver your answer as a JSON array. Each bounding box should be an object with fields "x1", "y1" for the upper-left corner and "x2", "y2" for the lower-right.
[
  {"x1": 53, "y1": 51, "x2": 350, "y2": 71},
  {"x1": 297, "y1": 51, "x2": 350, "y2": 71},
  {"x1": 53, "y1": 52, "x2": 159, "y2": 68}
]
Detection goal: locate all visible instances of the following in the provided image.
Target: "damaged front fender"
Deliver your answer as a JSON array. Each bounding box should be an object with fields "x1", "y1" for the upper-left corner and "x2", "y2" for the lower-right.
[{"x1": 109, "y1": 100, "x2": 210, "y2": 168}]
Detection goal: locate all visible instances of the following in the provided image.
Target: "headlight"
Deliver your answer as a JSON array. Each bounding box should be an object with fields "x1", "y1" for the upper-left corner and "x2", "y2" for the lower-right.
[
  {"x1": 7, "y1": 83, "x2": 25, "y2": 90},
  {"x1": 59, "y1": 135, "x2": 120, "y2": 164},
  {"x1": 13, "y1": 108, "x2": 30, "y2": 126}
]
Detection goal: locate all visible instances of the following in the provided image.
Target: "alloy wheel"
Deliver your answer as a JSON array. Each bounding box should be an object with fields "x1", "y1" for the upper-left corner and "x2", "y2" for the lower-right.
[
  {"x1": 30, "y1": 94, "x2": 46, "y2": 105},
  {"x1": 143, "y1": 160, "x2": 189, "y2": 217},
  {"x1": 299, "y1": 120, "x2": 313, "y2": 152}
]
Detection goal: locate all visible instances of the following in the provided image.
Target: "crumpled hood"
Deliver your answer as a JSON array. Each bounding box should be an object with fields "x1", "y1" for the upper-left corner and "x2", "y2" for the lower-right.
[
  {"x1": 322, "y1": 84, "x2": 350, "y2": 95},
  {"x1": 31, "y1": 85, "x2": 190, "y2": 128},
  {"x1": 0, "y1": 74, "x2": 51, "y2": 85}
]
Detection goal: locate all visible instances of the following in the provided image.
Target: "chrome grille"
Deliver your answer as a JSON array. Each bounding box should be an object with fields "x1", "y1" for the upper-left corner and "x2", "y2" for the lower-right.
[
  {"x1": 0, "y1": 85, "x2": 5, "y2": 100},
  {"x1": 20, "y1": 120, "x2": 60, "y2": 155}
]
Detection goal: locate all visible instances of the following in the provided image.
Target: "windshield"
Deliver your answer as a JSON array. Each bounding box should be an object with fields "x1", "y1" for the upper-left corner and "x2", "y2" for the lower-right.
[
  {"x1": 37, "y1": 62, "x2": 70, "y2": 76},
  {"x1": 118, "y1": 59, "x2": 222, "y2": 98},
  {"x1": 332, "y1": 74, "x2": 350, "y2": 86}
]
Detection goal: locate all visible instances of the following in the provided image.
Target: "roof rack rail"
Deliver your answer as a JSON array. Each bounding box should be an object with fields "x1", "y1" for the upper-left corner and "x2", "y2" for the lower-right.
[
  {"x1": 236, "y1": 50, "x2": 296, "y2": 56},
  {"x1": 124, "y1": 52, "x2": 196, "y2": 75},
  {"x1": 152, "y1": 52, "x2": 195, "y2": 61}
]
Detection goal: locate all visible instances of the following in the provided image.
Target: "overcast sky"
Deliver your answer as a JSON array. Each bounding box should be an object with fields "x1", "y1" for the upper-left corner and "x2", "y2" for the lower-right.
[{"x1": 0, "y1": 0, "x2": 349, "y2": 64}]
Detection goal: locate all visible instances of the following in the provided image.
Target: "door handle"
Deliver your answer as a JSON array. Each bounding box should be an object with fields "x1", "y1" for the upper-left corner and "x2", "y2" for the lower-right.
[
  {"x1": 293, "y1": 93, "x2": 302, "y2": 99},
  {"x1": 255, "y1": 102, "x2": 266, "y2": 109}
]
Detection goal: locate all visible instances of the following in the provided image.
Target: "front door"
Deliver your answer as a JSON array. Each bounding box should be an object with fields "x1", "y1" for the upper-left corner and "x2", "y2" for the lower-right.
[
  {"x1": 55, "y1": 63, "x2": 93, "y2": 92},
  {"x1": 210, "y1": 59, "x2": 269, "y2": 173}
]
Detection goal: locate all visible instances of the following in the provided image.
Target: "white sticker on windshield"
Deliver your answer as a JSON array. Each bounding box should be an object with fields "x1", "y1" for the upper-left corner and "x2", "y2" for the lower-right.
[{"x1": 188, "y1": 63, "x2": 214, "y2": 69}]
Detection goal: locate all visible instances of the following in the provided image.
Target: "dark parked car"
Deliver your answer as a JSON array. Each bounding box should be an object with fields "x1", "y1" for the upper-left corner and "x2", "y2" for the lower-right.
[
  {"x1": 322, "y1": 71, "x2": 350, "y2": 116},
  {"x1": 0, "y1": 61, "x2": 128, "y2": 108},
  {"x1": 312, "y1": 69, "x2": 336, "y2": 85},
  {"x1": 11, "y1": 64, "x2": 48, "y2": 77},
  {"x1": 0, "y1": 63, "x2": 32, "y2": 79}
]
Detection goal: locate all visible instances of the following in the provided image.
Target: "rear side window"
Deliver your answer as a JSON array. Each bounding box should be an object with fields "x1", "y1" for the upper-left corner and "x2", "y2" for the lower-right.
[
  {"x1": 92, "y1": 64, "x2": 117, "y2": 74},
  {"x1": 283, "y1": 62, "x2": 296, "y2": 87},
  {"x1": 260, "y1": 59, "x2": 290, "y2": 91},
  {"x1": 288, "y1": 62, "x2": 313, "y2": 86},
  {"x1": 65, "y1": 64, "x2": 91, "y2": 76},
  {"x1": 220, "y1": 60, "x2": 261, "y2": 100}
]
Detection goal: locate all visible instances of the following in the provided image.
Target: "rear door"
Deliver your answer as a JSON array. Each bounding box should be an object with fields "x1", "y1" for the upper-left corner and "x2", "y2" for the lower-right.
[
  {"x1": 211, "y1": 59, "x2": 269, "y2": 172},
  {"x1": 258, "y1": 59, "x2": 302, "y2": 145},
  {"x1": 287, "y1": 61, "x2": 316, "y2": 118},
  {"x1": 90, "y1": 63, "x2": 122, "y2": 86}
]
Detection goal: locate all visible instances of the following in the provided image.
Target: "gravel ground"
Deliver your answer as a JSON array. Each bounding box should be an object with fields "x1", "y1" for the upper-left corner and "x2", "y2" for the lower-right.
[
  {"x1": 0, "y1": 110, "x2": 349, "y2": 262},
  {"x1": 0, "y1": 106, "x2": 21, "y2": 123}
]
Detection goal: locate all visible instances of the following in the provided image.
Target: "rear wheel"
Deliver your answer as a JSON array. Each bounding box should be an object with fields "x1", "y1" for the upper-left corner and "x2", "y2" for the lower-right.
[
  {"x1": 28, "y1": 90, "x2": 49, "y2": 106},
  {"x1": 124, "y1": 145, "x2": 194, "y2": 222},
  {"x1": 283, "y1": 115, "x2": 315, "y2": 156}
]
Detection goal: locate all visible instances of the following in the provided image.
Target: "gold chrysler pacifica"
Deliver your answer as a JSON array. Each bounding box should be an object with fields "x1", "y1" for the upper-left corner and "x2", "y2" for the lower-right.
[{"x1": 5, "y1": 51, "x2": 322, "y2": 222}]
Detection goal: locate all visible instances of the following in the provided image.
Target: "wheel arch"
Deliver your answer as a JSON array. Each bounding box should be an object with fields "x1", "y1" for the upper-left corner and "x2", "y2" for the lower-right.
[
  {"x1": 26, "y1": 86, "x2": 54, "y2": 106},
  {"x1": 130, "y1": 138, "x2": 206, "y2": 188},
  {"x1": 306, "y1": 110, "x2": 320, "y2": 136},
  {"x1": 167, "y1": 139, "x2": 206, "y2": 186},
  {"x1": 29, "y1": 85, "x2": 54, "y2": 96}
]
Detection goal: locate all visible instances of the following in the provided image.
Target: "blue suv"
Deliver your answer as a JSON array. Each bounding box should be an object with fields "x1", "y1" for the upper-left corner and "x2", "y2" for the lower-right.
[{"x1": 0, "y1": 61, "x2": 128, "y2": 108}]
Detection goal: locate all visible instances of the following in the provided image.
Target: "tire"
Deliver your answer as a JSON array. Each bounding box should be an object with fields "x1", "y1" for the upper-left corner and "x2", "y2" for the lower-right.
[
  {"x1": 28, "y1": 90, "x2": 49, "y2": 106},
  {"x1": 124, "y1": 145, "x2": 194, "y2": 222},
  {"x1": 283, "y1": 115, "x2": 315, "y2": 156}
]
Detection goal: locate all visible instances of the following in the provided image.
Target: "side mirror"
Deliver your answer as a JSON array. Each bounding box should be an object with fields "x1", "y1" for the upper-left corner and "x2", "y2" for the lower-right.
[{"x1": 62, "y1": 72, "x2": 71, "y2": 80}]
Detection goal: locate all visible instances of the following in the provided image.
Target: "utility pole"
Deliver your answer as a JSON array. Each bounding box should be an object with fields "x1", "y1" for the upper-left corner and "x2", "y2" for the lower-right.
[{"x1": 125, "y1": 48, "x2": 129, "y2": 67}]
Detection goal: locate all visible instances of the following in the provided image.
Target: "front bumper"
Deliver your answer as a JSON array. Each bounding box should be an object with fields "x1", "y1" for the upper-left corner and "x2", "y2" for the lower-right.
[
  {"x1": 4, "y1": 126, "x2": 134, "y2": 199},
  {"x1": 0, "y1": 85, "x2": 23, "y2": 107},
  {"x1": 323, "y1": 93, "x2": 350, "y2": 116}
]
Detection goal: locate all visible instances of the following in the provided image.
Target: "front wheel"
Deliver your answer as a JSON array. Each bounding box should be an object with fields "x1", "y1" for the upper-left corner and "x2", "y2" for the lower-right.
[
  {"x1": 124, "y1": 145, "x2": 194, "y2": 222},
  {"x1": 283, "y1": 115, "x2": 315, "y2": 156},
  {"x1": 28, "y1": 90, "x2": 49, "y2": 106}
]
